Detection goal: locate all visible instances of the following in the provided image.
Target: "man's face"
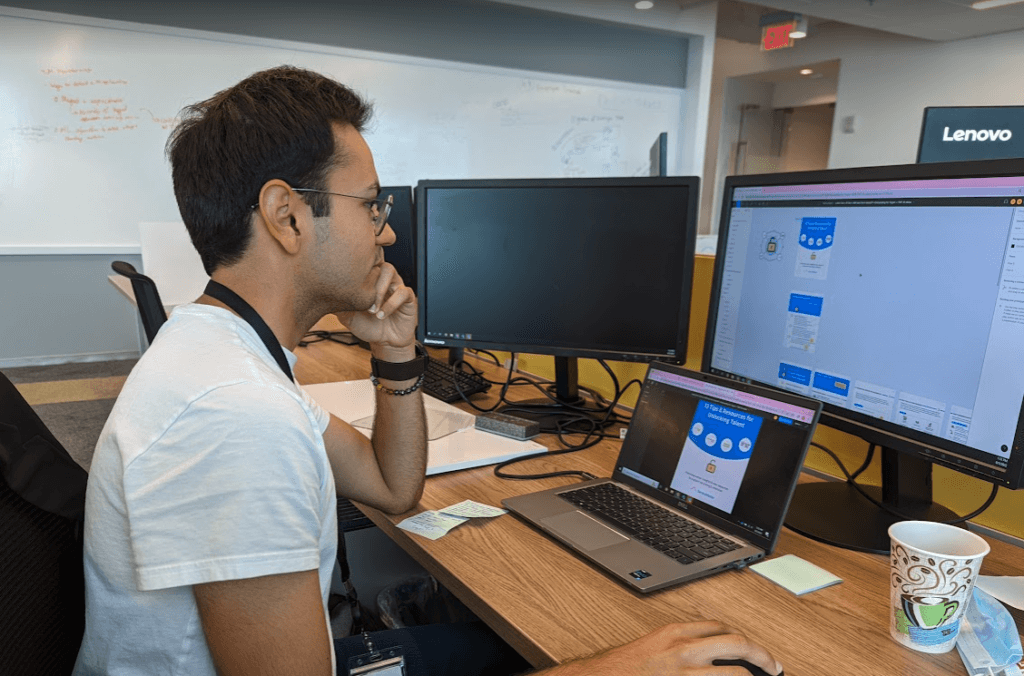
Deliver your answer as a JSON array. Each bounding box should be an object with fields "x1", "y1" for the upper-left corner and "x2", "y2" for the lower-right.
[{"x1": 305, "y1": 124, "x2": 394, "y2": 311}]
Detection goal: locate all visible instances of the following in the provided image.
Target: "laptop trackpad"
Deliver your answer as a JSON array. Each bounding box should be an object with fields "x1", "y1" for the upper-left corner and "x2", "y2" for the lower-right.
[{"x1": 541, "y1": 511, "x2": 628, "y2": 551}]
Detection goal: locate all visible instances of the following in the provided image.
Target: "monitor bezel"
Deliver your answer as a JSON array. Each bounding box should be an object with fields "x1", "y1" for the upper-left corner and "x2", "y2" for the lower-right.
[
  {"x1": 916, "y1": 106, "x2": 1024, "y2": 164},
  {"x1": 415, "y1": 176, "x2": 699, "y2": 364},
  {"x1": 380, "y1": 185, "x2": 416, "y2": 293},
  {"x1": 702, "y1": 158, "x2": 1024, "y2": 490}
]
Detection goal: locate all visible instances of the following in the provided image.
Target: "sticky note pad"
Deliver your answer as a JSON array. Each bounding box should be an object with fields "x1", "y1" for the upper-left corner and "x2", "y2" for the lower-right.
[{"x1": 750, "y1": 554, "x2": 842, "y2": 595}]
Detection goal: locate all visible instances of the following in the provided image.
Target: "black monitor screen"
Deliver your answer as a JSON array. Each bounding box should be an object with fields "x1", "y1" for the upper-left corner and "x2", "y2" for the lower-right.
[
  {"x1": 416, "y1": 177, "x2": 698, "y2": 362},
  {"x1": 703, "y1": 160, "x2": 1024, "y2": 490}
]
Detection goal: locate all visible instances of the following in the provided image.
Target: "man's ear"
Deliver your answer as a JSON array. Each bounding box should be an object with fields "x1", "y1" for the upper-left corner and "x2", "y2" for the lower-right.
[{"x1": 255, "y1": 180, "x2": 304, "y2": 255}]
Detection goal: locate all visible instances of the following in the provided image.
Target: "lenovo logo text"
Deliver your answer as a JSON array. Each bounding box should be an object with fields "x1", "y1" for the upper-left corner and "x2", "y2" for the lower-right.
[{"x1": 942, "y1": 126, "x2": 1013, "y2": 142}]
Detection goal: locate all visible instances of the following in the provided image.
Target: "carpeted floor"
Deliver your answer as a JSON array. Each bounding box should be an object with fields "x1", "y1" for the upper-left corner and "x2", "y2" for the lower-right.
[{"x1": 5, "y1": 359, "x2": 138, "y2": 472}]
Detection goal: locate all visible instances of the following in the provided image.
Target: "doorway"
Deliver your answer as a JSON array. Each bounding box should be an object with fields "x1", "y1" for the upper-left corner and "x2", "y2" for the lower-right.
[{"x1": 706, "y1": 61, "x2": 840, "y2": 244}]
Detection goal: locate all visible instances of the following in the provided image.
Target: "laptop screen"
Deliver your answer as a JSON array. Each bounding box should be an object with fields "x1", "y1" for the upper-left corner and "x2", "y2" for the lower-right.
[{"x1": 614, "y1": 365, "x2": 819, "y2": 549}]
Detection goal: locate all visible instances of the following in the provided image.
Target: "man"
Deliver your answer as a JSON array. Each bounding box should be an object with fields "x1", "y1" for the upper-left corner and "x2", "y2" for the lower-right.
[{"x1": 74, "y1": 66, "x2": 782, "y2": 676}]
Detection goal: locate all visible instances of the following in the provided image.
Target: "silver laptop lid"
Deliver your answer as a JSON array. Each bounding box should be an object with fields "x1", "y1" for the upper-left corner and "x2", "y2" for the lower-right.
[{"x1": 611, "y1": 363, "x2": 821, "y2": 554}]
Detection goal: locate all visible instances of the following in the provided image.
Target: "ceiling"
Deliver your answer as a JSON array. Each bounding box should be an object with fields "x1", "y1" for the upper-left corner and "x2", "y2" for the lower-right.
[
  {"x1": 492, "y1": 0, "x2": 1024, "y2": 42},
  {"x1": 709, "y1": 0, "x2": 1024, "y2": 41},
  {"x1": 756, "y1": 0, "x2": 1024, "y2": 41},
  {"x1": 738, "y1": 59, "x2": 841, "y2": 82}
]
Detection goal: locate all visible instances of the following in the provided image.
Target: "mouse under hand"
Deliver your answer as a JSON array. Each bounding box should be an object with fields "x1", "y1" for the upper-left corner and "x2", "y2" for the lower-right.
[{"x1": 712, "y1": 658, "x2": 784, "y2": 676}]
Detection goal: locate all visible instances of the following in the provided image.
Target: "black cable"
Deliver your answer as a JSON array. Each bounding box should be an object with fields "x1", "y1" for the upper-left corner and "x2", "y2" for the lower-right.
[
  {"x1": 494, "y1": 378, "x2": 643, "y2": 481},
  {"x1": 297, "y1": 330, "x2": 358, "y2": 347},
  {"x1": 493, "y1": 446, "x2": 598, "y2": 481},
  {"x1": 452, "y1": 353, "x2": 636, "y2": 429},
  {"x1": 597, "y1": 359, "x2": 621, "y2": 409},
  {"x1": 422, "y1": 350, "x2": 639, "y2": 481},
  {"x1": 809, "y1": 441, "x2": 1000, "y2": 525},
  {"x1": 850, "y1": 443, "x2": 875, "y2": 481},
  {"x1": 467, "y1": 349, "x2": 503, "y2": 367}
]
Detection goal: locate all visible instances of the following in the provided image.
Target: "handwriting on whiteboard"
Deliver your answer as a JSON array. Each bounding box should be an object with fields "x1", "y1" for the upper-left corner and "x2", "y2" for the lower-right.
[{"x1": 32, "y1": 67, "x2": 174, "y2": 143}]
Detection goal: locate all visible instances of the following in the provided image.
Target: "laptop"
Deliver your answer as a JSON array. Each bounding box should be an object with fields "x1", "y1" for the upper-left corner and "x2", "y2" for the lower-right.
[{"x1": 502, "y1": 363, "x2": 822, "y2": 593}]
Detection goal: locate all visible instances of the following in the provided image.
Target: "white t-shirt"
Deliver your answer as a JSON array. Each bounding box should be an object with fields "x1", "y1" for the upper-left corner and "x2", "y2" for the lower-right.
[{"x1": 73, "y1": 304, "x2": 337, "y2": 676}]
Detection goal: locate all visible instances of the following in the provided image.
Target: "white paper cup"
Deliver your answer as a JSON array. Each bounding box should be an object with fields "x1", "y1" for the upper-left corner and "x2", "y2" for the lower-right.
[{"x1": 888, "y1": 521, "x2": 990, "y2": 653}]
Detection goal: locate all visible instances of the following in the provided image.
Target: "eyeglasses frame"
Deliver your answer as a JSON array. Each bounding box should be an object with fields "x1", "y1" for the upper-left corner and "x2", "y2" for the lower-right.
[
  {"x1": 291, "y1": 188, "x2": 393, "y2": 236},
  {"x1": 249, "y1": 188, "x2": 393, "y2": 236}
]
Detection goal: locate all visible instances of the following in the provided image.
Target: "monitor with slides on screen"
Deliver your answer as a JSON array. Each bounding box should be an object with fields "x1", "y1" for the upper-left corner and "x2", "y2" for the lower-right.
[
  {"x1": 415, "y1": 176, "x2": 698, "y2": 421},
  {"x1": 703, "y1": 159, "x2": 1024, "y2": 553}
]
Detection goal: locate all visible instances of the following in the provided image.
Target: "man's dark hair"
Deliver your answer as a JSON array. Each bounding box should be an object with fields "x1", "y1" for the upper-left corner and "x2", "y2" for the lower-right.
[{"x1": 167, "y1": 66, "x2": 372, "y2": 274}]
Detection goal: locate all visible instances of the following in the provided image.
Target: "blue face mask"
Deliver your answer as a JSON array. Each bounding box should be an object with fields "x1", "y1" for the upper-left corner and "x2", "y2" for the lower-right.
[{"x1": 957, "y1": 586, "x2": 1023, "y2": 676}]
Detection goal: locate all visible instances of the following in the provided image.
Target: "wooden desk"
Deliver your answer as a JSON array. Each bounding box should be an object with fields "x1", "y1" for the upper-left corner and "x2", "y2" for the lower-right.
[{"x1": 294, "y1": 329, "x2": 1022, "y2": 676}]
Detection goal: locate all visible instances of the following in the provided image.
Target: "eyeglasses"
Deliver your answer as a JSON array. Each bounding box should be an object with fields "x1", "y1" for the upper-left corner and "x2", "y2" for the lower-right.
[
  {"x1": 292, "y1": 188, "x2": 393, "y2": 236},
  {"x1": 297, "y1": 330, "x2": 360, "y2": 348}
]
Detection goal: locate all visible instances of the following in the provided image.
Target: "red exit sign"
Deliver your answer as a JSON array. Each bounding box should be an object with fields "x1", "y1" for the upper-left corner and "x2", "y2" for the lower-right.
[{"x1": 762, "y1": 23, "x2": 795, "y2": 50}]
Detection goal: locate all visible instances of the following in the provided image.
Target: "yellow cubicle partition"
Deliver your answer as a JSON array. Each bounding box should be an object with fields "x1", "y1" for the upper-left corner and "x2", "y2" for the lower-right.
[{"x1": 514, "y1": 255, "x2": 1023, "y2": 541}]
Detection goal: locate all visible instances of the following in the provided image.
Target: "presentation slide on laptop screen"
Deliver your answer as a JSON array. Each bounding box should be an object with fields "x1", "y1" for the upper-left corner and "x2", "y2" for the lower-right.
[
  {"x1": 670, "y1": 400, "x2": 763, "y2": 513},
  {"x1": 710, "y1": 176, "x2": 1024, "y2": 469},
  {"x1": 618, "y1": 369, "x2": 815, "y2": 542}
]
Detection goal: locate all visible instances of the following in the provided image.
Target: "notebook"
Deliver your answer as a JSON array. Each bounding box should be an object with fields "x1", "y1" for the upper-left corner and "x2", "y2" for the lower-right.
[{"x1": 502, "y1": 363, "x2": 822, "y2": 593}]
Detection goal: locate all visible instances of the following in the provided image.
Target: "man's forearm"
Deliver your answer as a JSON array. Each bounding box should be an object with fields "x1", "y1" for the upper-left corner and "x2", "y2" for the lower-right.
[{"x1": 369, "y1": 344, "x2": 428, "y2": 513}]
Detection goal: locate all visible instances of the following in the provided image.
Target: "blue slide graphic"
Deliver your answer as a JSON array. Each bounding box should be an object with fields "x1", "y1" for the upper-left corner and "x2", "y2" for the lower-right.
[
  {"x1": 670, "y1": 400, "x2": 763, "y2": 513},
  {"x1": 779, "y1": 362, "x2": 812, "y2": 387},
  {"x1": 812, "y1": 371, "x2": 851, "y2": 398},
  {"x1": 795, "y1": 217, "x2": 837, "y2": 280},
  {"x1": 785, "y1": 293, "x2": 824, "y2": 352},
  {"x1": 798, "y1": 218, "x2": 836, "y2": 250},
  {"x1": 788, "y1": 293, "x2": 823, "y2": 316}
]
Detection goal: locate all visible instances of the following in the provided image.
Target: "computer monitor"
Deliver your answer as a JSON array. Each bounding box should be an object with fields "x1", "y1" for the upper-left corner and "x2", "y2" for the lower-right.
[
  {"x1": 650, "y1": 132, "x2": 668, "y2": 177},
  {"x1": 415, "y1": 176, "x2": 698, "y2": 416},
  {"x1": 917, "y1": 106, "x2": 1024, "y2": 163},
  {"x1": 381, "y1": 186, "x2": 416, "y2": 294},
  {"x1": 703, "y1": 159, "x2": 1024, "y2": 553}
]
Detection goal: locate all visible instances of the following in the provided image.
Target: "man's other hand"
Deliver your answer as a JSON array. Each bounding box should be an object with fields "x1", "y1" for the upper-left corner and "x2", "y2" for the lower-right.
[{"x1": 544, "y1": 622, "x2": 783, "y2": 676}]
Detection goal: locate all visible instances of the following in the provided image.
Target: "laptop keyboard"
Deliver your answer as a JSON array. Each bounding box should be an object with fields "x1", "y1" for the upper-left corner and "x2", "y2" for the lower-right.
[{"x1": 558, "y1": 483, "x2": 742, "y2": 565}]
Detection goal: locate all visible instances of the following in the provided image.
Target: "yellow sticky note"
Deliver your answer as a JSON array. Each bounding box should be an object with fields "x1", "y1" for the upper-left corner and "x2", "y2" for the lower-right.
[{"x1": 750, "y1": 554, "x2": 842, "y2": 595}]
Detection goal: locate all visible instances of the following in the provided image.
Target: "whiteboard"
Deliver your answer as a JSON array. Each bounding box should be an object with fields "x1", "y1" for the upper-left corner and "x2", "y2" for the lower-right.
[{"x1": 0, "y1": 8, "x2": 685, "y2": 252}]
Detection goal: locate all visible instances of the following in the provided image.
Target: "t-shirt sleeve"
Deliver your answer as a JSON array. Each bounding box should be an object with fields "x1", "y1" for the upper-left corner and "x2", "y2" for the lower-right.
[
  {"x1": 122, "y1": 383, "x2": 329, "y2": 591},
  {"x1": 299, "y1": 385, "x2": 331, "y2": 434}
]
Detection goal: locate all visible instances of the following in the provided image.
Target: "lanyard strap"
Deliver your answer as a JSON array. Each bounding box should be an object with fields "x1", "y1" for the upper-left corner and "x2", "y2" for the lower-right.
[{"x1": 204, "y1": 280, "x2": 294, "y2": 383}]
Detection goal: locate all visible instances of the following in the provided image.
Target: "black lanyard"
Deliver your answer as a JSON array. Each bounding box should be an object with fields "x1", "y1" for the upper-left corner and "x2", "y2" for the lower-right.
[{"x1": 204, "y1": 280, "x2": 294, "y2": 383}]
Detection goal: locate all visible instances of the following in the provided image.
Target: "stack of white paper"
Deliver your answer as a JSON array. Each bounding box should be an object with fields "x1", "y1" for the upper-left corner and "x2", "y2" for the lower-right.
[{"x1": 304, "y1": 379, "x2": 545, "y2": 475}]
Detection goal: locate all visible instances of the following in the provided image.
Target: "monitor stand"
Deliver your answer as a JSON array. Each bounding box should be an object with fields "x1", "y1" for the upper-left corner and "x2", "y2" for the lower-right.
[
  {"x1": 784, "y1": 448, "x2": 959, "y2": 555},
  {"x1": 499, "y1": 356, "x2": 601, "y2": 430}
]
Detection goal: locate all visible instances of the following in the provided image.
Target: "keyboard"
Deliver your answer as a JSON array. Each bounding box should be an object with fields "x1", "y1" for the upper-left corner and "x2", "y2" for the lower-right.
[
  {"x1": 558, "y1": 482, "x2": 741, "y2": 564},
  {"x1": 422, "y1": 355, "x2": 490, "y2": 402}
]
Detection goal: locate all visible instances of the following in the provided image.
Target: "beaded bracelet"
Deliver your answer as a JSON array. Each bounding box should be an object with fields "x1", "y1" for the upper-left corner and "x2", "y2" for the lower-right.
[{"x1": 369, "y1": 372, "x2": 425, "y2": 396}]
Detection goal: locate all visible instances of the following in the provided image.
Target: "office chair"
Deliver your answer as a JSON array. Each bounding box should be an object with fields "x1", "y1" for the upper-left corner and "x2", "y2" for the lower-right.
[
  {"x1": 110, "y1": 260, "x2": 168, "y2": 344},
  {"x1": 0, "y1": 370, "x2": 89, "y2": 675}
]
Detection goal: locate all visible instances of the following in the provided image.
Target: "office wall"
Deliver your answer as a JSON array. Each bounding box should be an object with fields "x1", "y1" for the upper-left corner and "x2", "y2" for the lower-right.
[
  {"x1": 0, "y1": 254, "x2": 143, "y2": 366},
  {"x1": 700, "y1": 21, "x2": 1024, "y2": 233},
  {"x1": 778, "y1": 104, "x2": 834, "y2": 173},
  {"x1": 490, "y1": 0, "x2": 720, "y2": 184},
  {"x1": 0, "y1": 0, "x2": 708, "y2": 366},
  {"x1": 771, "y1": 76, "x2": 838, "y2": 110},
  {"x1": 702, "y1": 76, "x2": 775, "y2": 235}
]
